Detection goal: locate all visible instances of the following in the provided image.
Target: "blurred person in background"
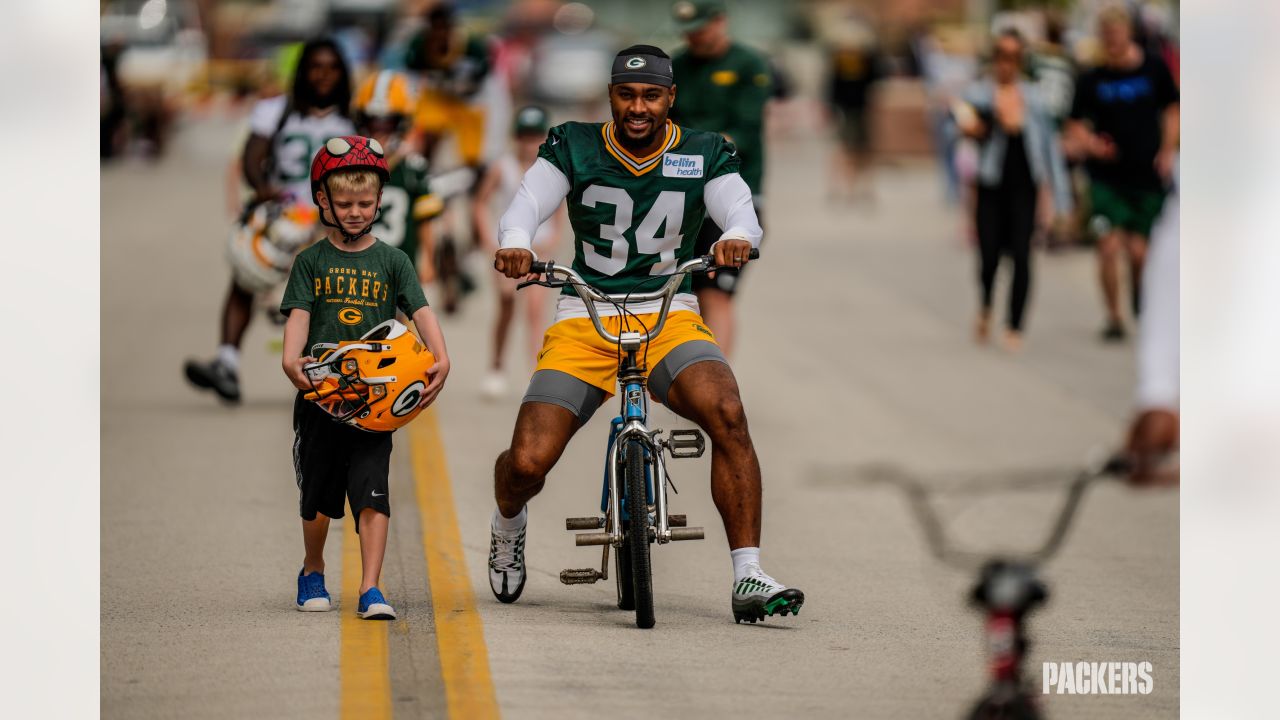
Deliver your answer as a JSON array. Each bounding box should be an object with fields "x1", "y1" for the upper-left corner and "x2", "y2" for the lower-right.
[
  {"x1": 825, "y1": 17, "x2": 882, "y2": 204},
  {"x1": 1030, "y1": 11, "x2": 1079, "y2": 250},
  {"x1": 472, "y1": 105, "x2": 566, "y2": 399},
  {"x1": 406, "y1": 2, "x2": 495, "y2": 168},
  {"x1": 184, "y1": 38, "x2": 354, "y2": 404},
  {"x1": 355, "y1": 69, "x2": 450, "y2": 285},
  {"x1": 405, "y1": 2, "x2": 497, "y2": 314},
  {"x1": 669, "y1": 0, "x2": 772, "y2": 357},
  {"x1": 100, "y1": 40, "x2": 127, "y2": 160},
  {"x1": 1126, "y1": 153, "x2": 1178, "y2": 486},
  {"x1": 955, "y1": 29, "x2": 1071, "y2": 352},
  {"x1": 1065, "y1": 6, "x2": 1178, "y2": 342},
  {"x1": 917, "y1": 25, "x2": 979, "y2": 207}
]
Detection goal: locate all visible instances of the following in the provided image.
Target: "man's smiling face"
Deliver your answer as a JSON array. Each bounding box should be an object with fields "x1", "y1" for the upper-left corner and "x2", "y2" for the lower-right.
[{"x1": 608, "y1": 82, "x2": 676, "y2": 147}]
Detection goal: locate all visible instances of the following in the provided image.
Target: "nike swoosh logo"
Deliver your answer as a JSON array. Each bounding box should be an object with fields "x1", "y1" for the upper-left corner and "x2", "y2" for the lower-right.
[
  {"x1": 551, "y1": 136, "x2": 560, "y2": 145},
  {"x1": 372, "y1": 491, "x2": 385, "y2": 497}
]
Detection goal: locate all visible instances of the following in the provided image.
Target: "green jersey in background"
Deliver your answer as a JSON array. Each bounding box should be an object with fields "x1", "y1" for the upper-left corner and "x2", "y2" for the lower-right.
[
  {"x1": 537, "y1": 121, "x2": 740, "y2": 297},
  {"x1": 670, "y1": 42, "x2": 771, "y2": 196},
  {"x1": 372, "y1": 153, "x2": 443, "y2": 270}
]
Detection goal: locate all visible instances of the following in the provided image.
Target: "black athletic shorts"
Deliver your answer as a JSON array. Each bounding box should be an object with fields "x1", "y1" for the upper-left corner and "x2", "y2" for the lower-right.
[
  {"x1": 292, "y1": 393, "x2": 392, "y2": 532},
  {"x1": 691, "y1": 203, "x2": 763, "y2": 296}
]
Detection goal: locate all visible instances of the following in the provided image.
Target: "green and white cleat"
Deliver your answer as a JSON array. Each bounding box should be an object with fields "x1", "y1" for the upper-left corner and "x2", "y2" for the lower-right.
[{"x1": 731, "y1": 567, "x2": 804, "y2": 624}]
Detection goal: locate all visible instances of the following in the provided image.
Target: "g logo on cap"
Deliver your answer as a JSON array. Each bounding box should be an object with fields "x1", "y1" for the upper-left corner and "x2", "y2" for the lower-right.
[
  {"x1": 673, "y1": 1, "x2": 696, "y2": 20},
  {"x1": 625, "y1": 57, "x2": 647, "y2": 69}
]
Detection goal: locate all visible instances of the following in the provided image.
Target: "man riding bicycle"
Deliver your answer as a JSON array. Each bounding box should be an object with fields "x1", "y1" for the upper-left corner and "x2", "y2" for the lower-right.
[{"x1": 489, "y1": 44, "x2": 803, "y2": 623}]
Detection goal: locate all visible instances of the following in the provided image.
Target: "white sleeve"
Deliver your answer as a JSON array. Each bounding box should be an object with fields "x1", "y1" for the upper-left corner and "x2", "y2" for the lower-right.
[
  {"x1": 248, "y1": 95, "x2": 288, "y2": 137},
  {"x1": 1136, "y1": 194, "x2": 1179, "y2": 410},
  {"x1": 498, "y1": 158, "x2": 571, "y2": 257},
  {"x1": 703, "y1": 173, "x2": 763, "y2": 249}
]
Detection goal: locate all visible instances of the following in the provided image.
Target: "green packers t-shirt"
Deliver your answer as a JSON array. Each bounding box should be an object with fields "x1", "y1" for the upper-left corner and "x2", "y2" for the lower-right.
[
  {"x1": 280, "y1": 238, "x2": 428, "y2": 355},
  {"x1": 670, "y1": 42, "x2": 771, "y2": 195}
]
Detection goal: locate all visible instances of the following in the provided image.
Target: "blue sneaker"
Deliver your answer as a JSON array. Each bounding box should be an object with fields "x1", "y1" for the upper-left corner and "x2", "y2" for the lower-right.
[
  {"x1": 357, "y1": 587, "x2": 397, "y2": 620},
  {"x1": 297, "y1": 569, "x2": 331, "y2": 612}
]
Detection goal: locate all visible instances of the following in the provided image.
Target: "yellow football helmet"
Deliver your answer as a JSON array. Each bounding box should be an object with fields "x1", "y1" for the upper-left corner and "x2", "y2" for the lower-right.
[
  {"x1": 354, "y1": 70, "x2": 416, "y2": 121},
  {"x1": 302, "y1": 319, "x2": 436, "y2": 432}
]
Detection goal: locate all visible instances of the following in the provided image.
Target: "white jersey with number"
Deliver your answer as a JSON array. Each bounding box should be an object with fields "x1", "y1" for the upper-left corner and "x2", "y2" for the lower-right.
[{"x1": 248, "y1": 95, "x2": 355, "y2": 203}]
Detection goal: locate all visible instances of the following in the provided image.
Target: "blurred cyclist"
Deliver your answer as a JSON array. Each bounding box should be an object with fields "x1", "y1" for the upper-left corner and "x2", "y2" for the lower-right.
[
  {"x1": 669, "y1": 0, "x2": 773, "y2": 357},
  {"x1": 184, "y1": 38, "x2": 354, "y2": 403},
  {"x1": 1065, "y1": 7, "x2": 1179, "y2": 342},
  {"x1": 472, "y1": 105, "x2": 566, "y2": 399}
]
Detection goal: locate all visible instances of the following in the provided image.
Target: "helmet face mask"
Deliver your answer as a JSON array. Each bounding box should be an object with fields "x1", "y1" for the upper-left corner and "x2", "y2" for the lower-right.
[{"x1": 302, "y1": 320, "x2": 436, "y2": 432}]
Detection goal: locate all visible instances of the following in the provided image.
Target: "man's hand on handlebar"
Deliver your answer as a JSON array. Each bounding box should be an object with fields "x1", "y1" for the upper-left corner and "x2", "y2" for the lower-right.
[
  {"x1": 712, "y1": 238, "x2": 754, "y2": 270},
  {"x1": 494, "y1": 248, "x2": 535, "y2": 279}
]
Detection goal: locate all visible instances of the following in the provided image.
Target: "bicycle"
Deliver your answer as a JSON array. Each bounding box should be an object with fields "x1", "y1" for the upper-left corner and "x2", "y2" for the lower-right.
[
  {"x1": 516, "y1": 249, "x2": 758, "y2": 629},
  {"x1": 862, "y1": 454, "x2": 1129, "y2": 719}
]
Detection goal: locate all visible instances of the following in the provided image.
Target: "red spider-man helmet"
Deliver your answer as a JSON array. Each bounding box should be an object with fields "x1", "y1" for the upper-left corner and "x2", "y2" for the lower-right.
[{"x1": 309, "y1": 135, "x2": 391, "y2": 206}]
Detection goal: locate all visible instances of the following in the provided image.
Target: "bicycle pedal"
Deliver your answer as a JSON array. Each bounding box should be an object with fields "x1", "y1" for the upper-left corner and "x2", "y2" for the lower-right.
[
  {"x1": 566, "y1": 516, "x2": 605, "y2": 530},
  {"x1": 666, "y1": 429, "x2": 705, "y2": 458},
  {"x1": 668, "y1": 526, "x2": 704, "y2": 541},
  {"x1": 560, "y1": 568, "x2": 602, "y2": 585}
]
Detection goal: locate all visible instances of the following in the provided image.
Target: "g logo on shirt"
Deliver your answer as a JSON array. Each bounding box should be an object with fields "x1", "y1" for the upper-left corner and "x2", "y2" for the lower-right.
[{"x1": 338, "y1": 306, "x2": 364, "y2": 325}]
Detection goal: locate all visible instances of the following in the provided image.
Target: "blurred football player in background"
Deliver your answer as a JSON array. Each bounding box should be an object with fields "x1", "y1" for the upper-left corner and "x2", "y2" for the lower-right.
[{"x1": 472, "y1": 105, "x2": 566, "y2": 399}]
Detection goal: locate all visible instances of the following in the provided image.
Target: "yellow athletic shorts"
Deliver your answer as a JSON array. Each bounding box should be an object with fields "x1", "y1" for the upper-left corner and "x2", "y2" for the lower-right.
[
  {"x1": 413, "y1": 89, "x2": 485, "y2": 166},
  {"x1": 534, "y1": 310, "x2": 721, "y2": 398}
]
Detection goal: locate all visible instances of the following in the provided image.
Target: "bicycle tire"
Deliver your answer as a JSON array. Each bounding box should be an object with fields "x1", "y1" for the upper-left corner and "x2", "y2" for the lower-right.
[{"x1": 623, "y1": 438, "x2": 654, "y2": 628}]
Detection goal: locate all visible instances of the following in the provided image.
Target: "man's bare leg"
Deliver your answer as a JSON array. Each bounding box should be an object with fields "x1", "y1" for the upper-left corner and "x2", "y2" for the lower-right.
[
  {"x1": 665, "y1": 358, "x2": 803, "y2": 621},
  {"x1": 489, "y1": 400, "x2": 580, "y2": 603},
  {"x1": 1097, "y1": 230, "x2": 1125, "y2": 334},
  {"x1": 664, "y1": 360, "x2": 759, "y2": 548},
  {"x1": 1126, "y1": 232, "x2": 1148, "y2": 317},
  {"x1": 495, "y1": 401, "x2": 579, "y2": 517}
]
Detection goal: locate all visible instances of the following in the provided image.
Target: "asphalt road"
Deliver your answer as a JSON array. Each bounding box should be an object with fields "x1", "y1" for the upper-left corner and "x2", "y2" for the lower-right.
[{"x1": 101, "y1": 114, "x2": 1178, "y2": 719}]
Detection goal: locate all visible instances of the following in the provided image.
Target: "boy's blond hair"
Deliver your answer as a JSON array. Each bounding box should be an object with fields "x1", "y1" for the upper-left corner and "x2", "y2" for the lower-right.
[{"x1": 323, "y1": 168, "x2": 382, "y2": 195}]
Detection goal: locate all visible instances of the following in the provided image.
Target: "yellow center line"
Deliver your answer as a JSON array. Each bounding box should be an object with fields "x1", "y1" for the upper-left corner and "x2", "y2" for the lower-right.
[
  {"x1": 409, "y1": 407, "x2": 501, "y2": 719},
  {"x1": 340, "y1": 516, "x2": 392, "y2": 719}
]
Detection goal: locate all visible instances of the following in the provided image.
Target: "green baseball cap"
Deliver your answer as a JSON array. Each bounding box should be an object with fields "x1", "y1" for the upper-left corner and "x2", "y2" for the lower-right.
[
  {"x1": 672, "y1": 0, "x2": 725, "y2": 33},
  {"x1": 513, "y1": 105, "x2": 549, "y2": 135}
]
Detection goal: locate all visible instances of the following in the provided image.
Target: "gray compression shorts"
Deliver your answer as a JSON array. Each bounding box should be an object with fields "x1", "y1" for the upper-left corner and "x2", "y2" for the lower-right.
[{"x1": 522, "y1": 340, "x2": 727, "y2": 425}]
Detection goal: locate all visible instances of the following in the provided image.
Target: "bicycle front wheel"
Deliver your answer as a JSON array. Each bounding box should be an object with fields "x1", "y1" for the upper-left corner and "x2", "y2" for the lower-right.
[{"x1": 623, "y1": 438, "x2": 654, "y2": 628}]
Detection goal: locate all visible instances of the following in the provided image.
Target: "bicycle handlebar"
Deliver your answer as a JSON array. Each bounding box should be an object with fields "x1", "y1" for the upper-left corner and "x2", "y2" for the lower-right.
[{"x1": 521, "y1": 249, "x2": 759, "y2": 346}]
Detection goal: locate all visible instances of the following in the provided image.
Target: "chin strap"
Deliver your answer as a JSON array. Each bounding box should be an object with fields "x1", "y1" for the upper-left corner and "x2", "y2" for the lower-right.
[{"x1": 318, "y1": 176, "x2": 385, "y2": 244}]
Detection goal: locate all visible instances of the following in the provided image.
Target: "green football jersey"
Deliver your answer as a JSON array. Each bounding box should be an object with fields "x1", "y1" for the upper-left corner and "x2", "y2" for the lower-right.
[
  {"x1": 537, "y1": 121, "x2": 740, "y2": 297},
  {"x1": 373, "y1": 153, "x2": 442, "y2": 269}
]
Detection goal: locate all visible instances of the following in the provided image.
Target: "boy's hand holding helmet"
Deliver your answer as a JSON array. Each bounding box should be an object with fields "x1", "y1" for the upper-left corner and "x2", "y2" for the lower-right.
[{"x1": 284, "y1": 354, "x2": 318, "y2": 390}]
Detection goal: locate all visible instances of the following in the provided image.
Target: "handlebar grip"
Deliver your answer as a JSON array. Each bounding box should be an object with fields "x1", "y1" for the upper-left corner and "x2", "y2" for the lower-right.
[
  {"x1": 529, "y1": 261, "x2": 551, "y2": 275},
  {"x1": 748, "y1": 248, "x2": 760, "y2": 260}
]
